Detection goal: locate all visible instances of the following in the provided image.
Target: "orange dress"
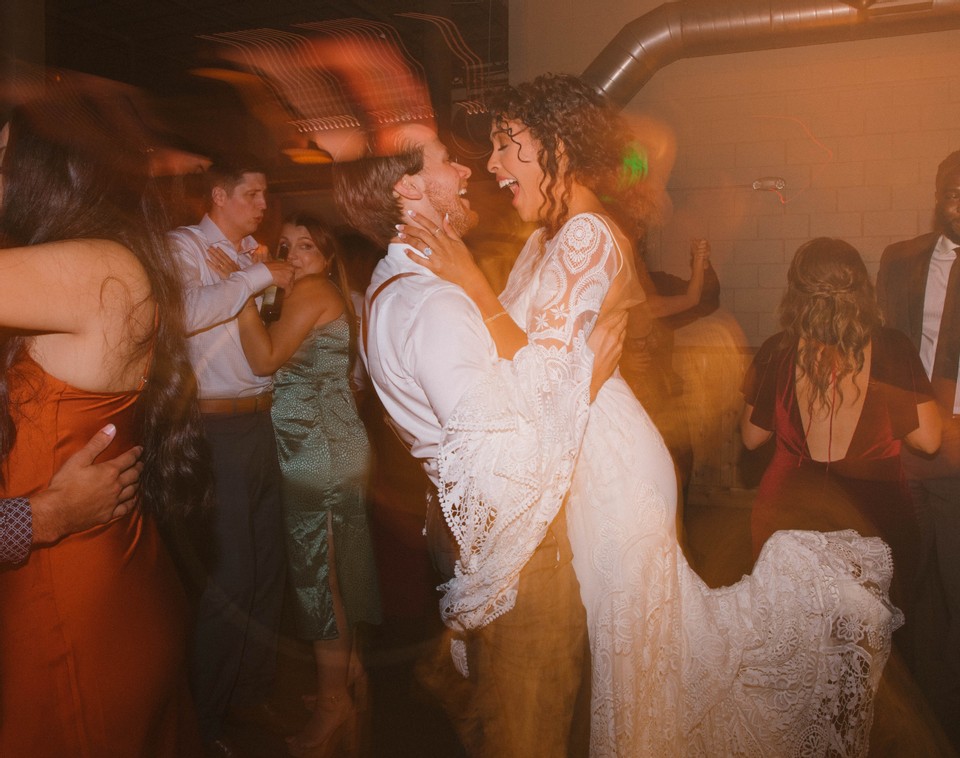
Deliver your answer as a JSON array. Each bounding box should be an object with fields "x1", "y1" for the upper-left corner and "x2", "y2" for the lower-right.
[{"x1": 0, "y1": 355, "x2": 201, "y2": 757}]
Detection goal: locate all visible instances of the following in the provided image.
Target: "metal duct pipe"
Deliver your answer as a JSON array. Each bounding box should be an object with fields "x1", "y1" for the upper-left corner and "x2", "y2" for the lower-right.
[{"x1": 583, "y1": 0, "x2": 960, "y2": 108}]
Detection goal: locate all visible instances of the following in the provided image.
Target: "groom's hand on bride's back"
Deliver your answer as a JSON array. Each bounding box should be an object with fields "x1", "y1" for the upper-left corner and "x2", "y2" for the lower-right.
[{"x1": 588, "y1": 309, "x2": 628, "y2": 401}]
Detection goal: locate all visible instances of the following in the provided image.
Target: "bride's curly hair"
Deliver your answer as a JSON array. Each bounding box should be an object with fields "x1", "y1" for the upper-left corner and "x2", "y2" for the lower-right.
[
  {"x1": 779, "y1": 238, "x2": 882, "y2": 414},
  {"x1": 487, "y1": 73, "x2": 657, "y2": 241}
]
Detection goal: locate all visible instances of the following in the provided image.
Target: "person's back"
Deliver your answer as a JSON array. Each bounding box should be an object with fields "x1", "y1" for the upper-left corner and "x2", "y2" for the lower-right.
[
  {"x1": 0, "y1": 92, "x2": 207, "y2": 756},
  {"x1": 742, "y1": 239, "x2": 938, "y2": 624}
]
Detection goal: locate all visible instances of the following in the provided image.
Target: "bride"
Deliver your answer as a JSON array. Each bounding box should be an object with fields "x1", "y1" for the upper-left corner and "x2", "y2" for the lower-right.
[{"x1": 404, "y1": 73, "x2": 902, "y2": 756}]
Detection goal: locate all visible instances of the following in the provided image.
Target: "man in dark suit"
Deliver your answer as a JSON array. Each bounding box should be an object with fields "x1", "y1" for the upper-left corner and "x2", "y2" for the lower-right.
[{"x1": 877, "y1": 149, "x2": 960, "y2": 749}]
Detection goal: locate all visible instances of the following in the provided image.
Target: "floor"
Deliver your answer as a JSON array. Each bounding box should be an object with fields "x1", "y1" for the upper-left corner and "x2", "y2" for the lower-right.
[{"x1": 226, "y1": 440, "x2": 958, "y2": 758}]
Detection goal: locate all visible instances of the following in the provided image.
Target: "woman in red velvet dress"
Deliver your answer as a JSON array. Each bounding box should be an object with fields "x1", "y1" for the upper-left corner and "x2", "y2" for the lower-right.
[
  {"x1": 0, "y1": 94, "x2": 211, "y2": 755},
  {"x1": 742, "y1": 238, "x2": 941, "y2": 605}
]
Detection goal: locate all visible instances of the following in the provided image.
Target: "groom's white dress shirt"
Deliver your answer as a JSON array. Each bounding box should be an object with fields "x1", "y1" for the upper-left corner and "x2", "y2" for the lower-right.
[{"x1": 362, "y1": 243, "x2": 498, "y2": 486}]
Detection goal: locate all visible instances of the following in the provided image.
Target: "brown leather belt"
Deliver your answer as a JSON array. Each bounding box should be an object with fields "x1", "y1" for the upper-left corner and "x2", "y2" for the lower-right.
[{"x1": 198, "y1": 393, "x2": 272, "y2": 415}]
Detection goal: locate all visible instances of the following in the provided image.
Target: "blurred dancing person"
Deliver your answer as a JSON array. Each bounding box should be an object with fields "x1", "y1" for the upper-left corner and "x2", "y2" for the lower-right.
[{"x1": 0, "y1": 94, "x2": 210, "y2": 755}]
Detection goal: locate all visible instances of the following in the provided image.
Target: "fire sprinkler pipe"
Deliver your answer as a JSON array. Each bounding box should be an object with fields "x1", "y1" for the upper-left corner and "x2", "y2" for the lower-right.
[{"x1": 583, "y1": 0, "x2": 960, "y2": 108}]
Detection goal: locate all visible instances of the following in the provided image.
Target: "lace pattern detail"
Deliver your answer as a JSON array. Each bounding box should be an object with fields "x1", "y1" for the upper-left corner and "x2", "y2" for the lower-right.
[
  {"x1": 434, "y1": 215, "x2": 618, "y2": 635},
  {"x1": 569, "y1": 379, "x2": 903, "y2": 757},
  {"x1": 435, "y1": 344, "x2": 592, "y2": 633},
  {"x1": 502, "y1": 215, "x2": 620, "y2": 355},
  {"x1": 438, "y1": 212, "x2": 901, "y2": 755}
]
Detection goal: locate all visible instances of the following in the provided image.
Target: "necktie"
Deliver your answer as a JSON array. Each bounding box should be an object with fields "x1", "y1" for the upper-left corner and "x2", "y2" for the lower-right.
[{"x1": 931, "y1": 248, "x2": 960, "y2": 412}]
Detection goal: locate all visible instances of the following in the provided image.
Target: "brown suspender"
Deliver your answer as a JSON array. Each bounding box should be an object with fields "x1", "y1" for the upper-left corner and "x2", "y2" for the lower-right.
[
  {"x1": 362, "y1": 269, "x2": 458, "y2": 576},
  {"x1": 361, "y1": 271, "x2": 420, "y2": 354}
]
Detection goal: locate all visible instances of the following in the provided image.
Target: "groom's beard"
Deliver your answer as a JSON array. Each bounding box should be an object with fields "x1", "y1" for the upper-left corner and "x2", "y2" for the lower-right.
[{"x1": 424, "y1": 180, "x2": 479, "y2": 235}]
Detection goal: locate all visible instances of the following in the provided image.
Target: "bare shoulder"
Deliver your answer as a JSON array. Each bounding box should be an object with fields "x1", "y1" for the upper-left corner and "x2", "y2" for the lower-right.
[
  {"x1": 289, "y1": 274, "x2": 345, "y2": 304},
  {"x1": 35, "y1": 238, "x2": 147, "y2": 280},
  {"x1": 286, "y1": 274, "x2": 347, "y2": 324},
  {"x1": 0, "y1": 238, "x2": 151, "y2": 310}
]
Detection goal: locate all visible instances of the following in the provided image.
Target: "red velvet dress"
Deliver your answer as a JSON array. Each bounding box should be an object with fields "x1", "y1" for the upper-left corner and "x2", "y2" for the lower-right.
[
  {"x1": 743, "y1": 327, "x2": 934, "y2": 599},
  {"x1": 0, "y1": 355, "x2": 201, "y2": 756}
]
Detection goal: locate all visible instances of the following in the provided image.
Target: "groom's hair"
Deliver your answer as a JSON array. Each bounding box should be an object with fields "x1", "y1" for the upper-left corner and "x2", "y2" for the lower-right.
[{"x1": 332, "y1": 145, "x2": 424, "y2": 248}]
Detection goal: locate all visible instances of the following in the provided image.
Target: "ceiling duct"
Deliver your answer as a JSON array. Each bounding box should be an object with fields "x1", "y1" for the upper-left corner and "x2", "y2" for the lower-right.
[{"x1": 583, "y1": 0, "x2": 960, "y2": 108}]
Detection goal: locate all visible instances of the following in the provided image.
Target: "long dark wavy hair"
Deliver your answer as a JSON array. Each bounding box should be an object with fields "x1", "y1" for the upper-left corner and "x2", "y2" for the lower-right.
[
  {"x1": 284, "y1": 212, "x2": 359, "y2": 372},
  {"x1": 487, "y1": 73, "x2": 655, "y2": 241},
  {"x1": 0, "y1": 97, "x2": 212, "y2": 521},
  {"x1": 779, "y1": 238, "x2": 883, "y2": 414}
]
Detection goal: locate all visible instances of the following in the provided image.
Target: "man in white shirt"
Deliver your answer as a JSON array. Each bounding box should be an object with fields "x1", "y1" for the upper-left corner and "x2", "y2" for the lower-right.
[
  {"x1": 877, "y1": 149, "x2": 960, "y2": 751},
  {"x1": 168, "y1": 156, "x2": 295, "y2": 755},
  {"x1": 332, "y1": 125, "x2": 595, "y2": 757}
]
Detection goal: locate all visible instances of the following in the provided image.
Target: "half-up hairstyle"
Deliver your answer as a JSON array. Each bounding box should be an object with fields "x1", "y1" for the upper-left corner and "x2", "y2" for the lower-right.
[{"x1": 779, "y1": 237, "x2": 882, "y2": 414}]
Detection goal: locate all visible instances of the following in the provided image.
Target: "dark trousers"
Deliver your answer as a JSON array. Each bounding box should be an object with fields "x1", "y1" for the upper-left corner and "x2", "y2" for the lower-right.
[
  {"x1": 906, "y1": 473, "x2": 960, "y2": 752},
  {"x1": 189, "y1": 410, "x2": 286, "y2": 742}
]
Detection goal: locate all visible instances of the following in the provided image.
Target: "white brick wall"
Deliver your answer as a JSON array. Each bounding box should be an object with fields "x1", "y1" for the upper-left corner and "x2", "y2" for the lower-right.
[{"x1": 511, "y1": 1, "x2": 960, "y2": 347}]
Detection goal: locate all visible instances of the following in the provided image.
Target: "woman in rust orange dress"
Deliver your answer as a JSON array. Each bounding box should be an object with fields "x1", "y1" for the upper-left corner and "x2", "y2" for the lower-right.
[{"x1": 0, "y1": 93, "x2": 211, "y2": 754}]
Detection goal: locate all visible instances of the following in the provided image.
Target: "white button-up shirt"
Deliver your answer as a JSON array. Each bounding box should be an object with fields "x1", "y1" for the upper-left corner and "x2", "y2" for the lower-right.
[
  {"x1": 363, "y1": 243, "x2": 499, "y2": 486},
  {"x1": 169, "y1": 214, "x2": 275, "y2": 399},
  {"x1": 921, "y1": 234, "x2": 960, "y2": 413}
]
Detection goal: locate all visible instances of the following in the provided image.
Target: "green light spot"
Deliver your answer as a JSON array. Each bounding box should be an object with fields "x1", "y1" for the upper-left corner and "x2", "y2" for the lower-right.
[{"x1": 620, "y1": 143, "x2": 649, "y2": 188}]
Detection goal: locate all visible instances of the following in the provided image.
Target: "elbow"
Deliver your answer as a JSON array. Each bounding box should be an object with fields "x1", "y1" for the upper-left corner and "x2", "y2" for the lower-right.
[
  {"x1": 245, "y1": 356, "x2": 280, "y2": 376},
  {"x1": 740, "y1": 420, "x2": 772, "y2": 451},
  {"x1": 909, "y1": 428, "x2": 942, "y2": 456},
  {"x1": 906, "y1": 402, "x2": 944, "y2": 455},
  {"x1": 249, "y1": 362, "x2": 279, "y2": 377}
]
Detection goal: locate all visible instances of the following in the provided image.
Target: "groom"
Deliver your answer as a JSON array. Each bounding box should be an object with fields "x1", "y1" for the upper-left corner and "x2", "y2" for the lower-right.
[{"x1": 333, "y1": 124, "x2": 593, "y2": 757}]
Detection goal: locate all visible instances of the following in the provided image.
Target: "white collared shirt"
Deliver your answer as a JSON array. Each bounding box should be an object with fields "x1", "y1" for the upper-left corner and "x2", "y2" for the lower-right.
[
  {"x1": 362, "y1": 243, "x2": 499, "y2": 486},
  {"x1": 168, "y1": 214, "x2": 275, "y2": 399},
  {"x1": 921, "y1": 234, "x2": 960, "y2": 412}
]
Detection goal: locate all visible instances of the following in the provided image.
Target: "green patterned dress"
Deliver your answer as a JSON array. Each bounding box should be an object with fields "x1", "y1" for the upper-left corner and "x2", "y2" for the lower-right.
[{"x1": 272, "y1": 314, "x2": 381, "y2": 639}]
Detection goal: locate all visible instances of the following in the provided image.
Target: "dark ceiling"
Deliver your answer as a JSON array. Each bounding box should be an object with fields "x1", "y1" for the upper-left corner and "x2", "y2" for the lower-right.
[
  {"x1": 44, "y1": 0, "x2": 508, "y2": 96},
  {"x1": 24, "y1": 0, "x2": 509, "y2": 188}
]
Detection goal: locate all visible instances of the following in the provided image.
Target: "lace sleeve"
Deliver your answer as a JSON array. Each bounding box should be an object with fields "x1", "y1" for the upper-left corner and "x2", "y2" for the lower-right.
[
  {"x1": 525, "y1": 214, "x2": 621, "y2": 354},
  {"x1": 434, "y1": 215, "x2": 619, "y2": 639}
]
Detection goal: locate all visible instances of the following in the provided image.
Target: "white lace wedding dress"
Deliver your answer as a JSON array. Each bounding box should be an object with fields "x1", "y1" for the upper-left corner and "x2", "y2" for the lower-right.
[{"x1": 435, "y1": 213, "x2": 902, "y2": 757}]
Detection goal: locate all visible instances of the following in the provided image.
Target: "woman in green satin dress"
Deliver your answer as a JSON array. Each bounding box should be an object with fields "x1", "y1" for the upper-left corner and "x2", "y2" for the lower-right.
[{"x1": 232, "y1": 213, "x2": 381, "y2": 756}]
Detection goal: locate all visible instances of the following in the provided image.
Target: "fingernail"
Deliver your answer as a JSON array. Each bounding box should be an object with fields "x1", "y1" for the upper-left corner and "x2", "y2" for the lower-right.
[
  {"x1": 103, "y1": 424, "x2": 116, "y2": 436},
  {"x1": 397, "y1": 232, "x2": 406, "y2": 240},
  {"x1": 444, "y1": 212, "x2": 450, "y2": 222},
  {"x1": 407, "y1": 209, "x2": 416, "y2": 217},
  {"x1": 395, "y1": 224, "x2": 405, "y2": 231}
]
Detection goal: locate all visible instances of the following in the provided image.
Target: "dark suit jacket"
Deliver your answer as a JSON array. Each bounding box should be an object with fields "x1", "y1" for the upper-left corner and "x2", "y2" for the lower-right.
[
  {"x1": 878, "y1": 231, "x2": 960, "y2": 477},
  {"x1": 877, "y1": 231, "x2": 940, "y2": 352}
]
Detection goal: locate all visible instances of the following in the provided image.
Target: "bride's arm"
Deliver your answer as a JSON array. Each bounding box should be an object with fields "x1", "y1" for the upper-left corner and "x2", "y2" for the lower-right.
[
  {"x1": 404, "y1": 212, "x2": 624, "y2": 396},
  {"x1": 523, "y1": 215, "x2": 621, "y2": 354},
  {"x1": 400, "y1": 213, "x2": 527, "y2": 359}
]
